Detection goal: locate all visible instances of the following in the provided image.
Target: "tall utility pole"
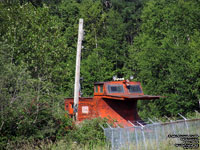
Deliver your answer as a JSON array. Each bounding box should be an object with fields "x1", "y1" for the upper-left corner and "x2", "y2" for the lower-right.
[{"x1": 74, "y1": 18, "x2": 84, "y2": 120}]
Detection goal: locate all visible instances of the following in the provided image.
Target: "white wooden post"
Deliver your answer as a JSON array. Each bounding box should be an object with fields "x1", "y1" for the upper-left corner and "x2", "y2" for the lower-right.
[{"x1": 74, "y1": 18, "x2": 84, "y2": 120}]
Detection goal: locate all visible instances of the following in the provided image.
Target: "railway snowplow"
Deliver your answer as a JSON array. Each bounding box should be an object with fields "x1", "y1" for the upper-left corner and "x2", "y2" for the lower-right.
[{"x1": 65, "y1": 79, "x2": 161, "y2": 127}]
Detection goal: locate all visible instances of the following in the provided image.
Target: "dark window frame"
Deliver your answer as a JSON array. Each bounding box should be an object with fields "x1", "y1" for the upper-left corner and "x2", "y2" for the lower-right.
[
  {"x1": 107, "y1": 84, "x2": 124, "y2": 93},
  {"x1": 100, "y1": 85, "x2": 103, "y2": 93},
  {"x1": 95, "y1": 85, "x2": 98, "y2": 93},
  {"x1": 127, "y1": 85, "x2": 142, "y2": 93}
]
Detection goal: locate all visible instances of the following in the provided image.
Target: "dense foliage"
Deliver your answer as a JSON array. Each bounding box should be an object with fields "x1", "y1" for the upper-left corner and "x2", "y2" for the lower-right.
[
  {"x1": 130, "y1": 0, "x2": 200, "y2": 118},
  {"x1": 0, "y1": 0, "x2": 199, "y2": 149}
]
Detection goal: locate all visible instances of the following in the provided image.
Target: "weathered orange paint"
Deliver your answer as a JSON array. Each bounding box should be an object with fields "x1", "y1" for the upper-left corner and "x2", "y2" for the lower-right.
[{"x1": 64, "y1": 80, "x2": 161, "y2": 127}]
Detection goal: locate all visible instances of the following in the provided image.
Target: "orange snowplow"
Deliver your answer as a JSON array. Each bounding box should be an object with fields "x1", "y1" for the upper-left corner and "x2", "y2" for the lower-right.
[{"x1": 65, "y1": 79, "x2": 161, "y2": 127}]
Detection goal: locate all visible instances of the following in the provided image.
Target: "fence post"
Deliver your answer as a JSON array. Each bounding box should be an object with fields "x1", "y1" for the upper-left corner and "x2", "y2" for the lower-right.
[
  {"x1": 141, "y1": 127, "x2": 147, "y2": 150},
  {"x1": 126, "y1": 128, "x2": 130, "y2": 150},
  {"x1": 106, "y1": 123, "x2": 114, "y2": 150},
  {"x1": 154, "y1": 124, "x2": 159, "y2": 150},
  {"x1": 154, "y1": 118, "x2": 166, "y2": 139},
  {"x1": 178, "y1": 113, "x2": 189, "y2": 135},
  {"x1": 148, "y1": 118, "x2": 159, "y2": 149},
  {"x1": 115, "y1": 123, "x2": 122, "y2": 149},
  {"x1": 128, "y1": 121, "x2": 139, "y2": 150},
  {"x1": 137, "y1": 121, "x2": 147, "y2": 150},
  {"x1": 111, "y1": 128, "x2": 114, "y2": 150},
  {"x1": 99, "y1": 124, "x2": 105, "y2": 130}
]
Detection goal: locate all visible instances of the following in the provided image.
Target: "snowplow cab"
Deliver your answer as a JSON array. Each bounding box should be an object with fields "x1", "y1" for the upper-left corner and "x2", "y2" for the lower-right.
[{"x1": 65, "y1": 79, "x2": 161, "y2": 127}]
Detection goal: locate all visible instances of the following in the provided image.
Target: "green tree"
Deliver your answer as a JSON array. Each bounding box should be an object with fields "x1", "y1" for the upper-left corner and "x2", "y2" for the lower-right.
[
  {"x1": 0, "y1": 2, "x2": 71, "y2": 148},
  {"x1": 129, "y1": 0, "x2": 200, "y2": 117},
  {"x1": 0, "y1": 2, "x2": 73, "y2": 94},
  {"x1": 0, "y1": 41, "x2": 69, "y2": 149}
]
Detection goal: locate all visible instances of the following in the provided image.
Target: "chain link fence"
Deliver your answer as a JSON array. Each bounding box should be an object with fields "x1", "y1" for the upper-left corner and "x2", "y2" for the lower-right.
[{"x1": 102, "y1": 118, "x2": 200, "y2": 150}]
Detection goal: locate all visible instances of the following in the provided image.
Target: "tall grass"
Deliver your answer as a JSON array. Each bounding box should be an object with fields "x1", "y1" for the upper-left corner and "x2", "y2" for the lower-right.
[
  {"x1": 3, "y1": 115, "x2": 200, "y2": 150},
  {"x1": 5, "y1": 139, "x2": 110, "y2": 150}
]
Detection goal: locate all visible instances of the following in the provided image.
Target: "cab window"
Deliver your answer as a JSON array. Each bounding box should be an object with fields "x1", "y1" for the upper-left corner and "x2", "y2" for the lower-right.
[
  {"x1": 128, "y1": 85, "x2": 142, "y2": 93},
  {"x1": 95, "y1": 85, "x2": 98, "y2": 93},
  {"x1": 107, "y1": 84, "x2": 124, "y2": 93},
  {"x1": 100, "y1": 85, "x2": 103, "y2": 93}
]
